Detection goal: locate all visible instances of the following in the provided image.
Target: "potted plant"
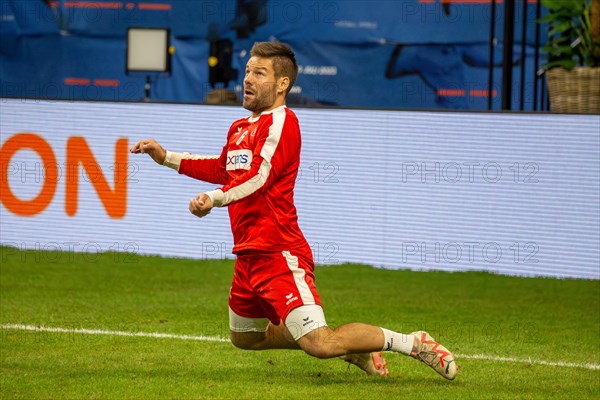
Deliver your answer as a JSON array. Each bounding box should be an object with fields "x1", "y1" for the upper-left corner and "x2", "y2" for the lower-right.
[{"x1": 539, "y1": 0, "x2": 600, "y2": 113}]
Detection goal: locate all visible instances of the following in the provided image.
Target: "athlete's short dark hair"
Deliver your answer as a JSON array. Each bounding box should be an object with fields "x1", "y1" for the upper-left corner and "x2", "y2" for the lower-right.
[{"x1": 250, "y1": 41, "x2": 298, "y2": 95}]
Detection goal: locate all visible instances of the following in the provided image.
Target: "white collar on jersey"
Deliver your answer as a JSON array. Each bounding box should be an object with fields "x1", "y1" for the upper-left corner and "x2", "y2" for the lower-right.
[{"x1": 247, "y1": 105, "x2": 287, "y2": 123}]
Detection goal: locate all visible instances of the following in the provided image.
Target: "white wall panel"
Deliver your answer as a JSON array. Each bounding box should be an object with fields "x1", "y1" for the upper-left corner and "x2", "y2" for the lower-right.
[{"x1": 1, "y1": 99, "x2": 598, "y2": 279}]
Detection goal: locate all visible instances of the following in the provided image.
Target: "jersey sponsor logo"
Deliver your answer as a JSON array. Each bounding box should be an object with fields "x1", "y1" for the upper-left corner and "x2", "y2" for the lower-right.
[{"x1": 226, "y1": 149, "x2": 252, "y2": 171}]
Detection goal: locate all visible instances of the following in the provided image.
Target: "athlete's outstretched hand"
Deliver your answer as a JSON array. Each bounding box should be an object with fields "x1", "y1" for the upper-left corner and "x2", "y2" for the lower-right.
[
  {"x1": 189, "y1": 193, "x2": 213, "y2": 218},
  {"x1": 130, "y1": 138, "x2": 167, "y2": 165}
]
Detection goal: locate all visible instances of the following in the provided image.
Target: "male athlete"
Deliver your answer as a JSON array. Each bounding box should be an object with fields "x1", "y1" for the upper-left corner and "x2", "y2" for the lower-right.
[{"x1": 130, "y1": 41, "x2": 457, "y2": 379}]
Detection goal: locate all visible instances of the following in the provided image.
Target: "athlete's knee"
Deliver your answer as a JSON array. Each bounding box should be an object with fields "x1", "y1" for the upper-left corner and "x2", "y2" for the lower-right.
[
  {"x1": 229, "y1": 331, "x2": 250, "y2": 349},
  {"x1": 229, "y1": 331, "x2": 265, "y2": 350}
]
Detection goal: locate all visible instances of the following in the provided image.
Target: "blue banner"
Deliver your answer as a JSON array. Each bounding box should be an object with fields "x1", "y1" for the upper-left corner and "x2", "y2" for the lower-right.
[{"x1": 0, "y1": 0, "x2": 546, "y2": 110}]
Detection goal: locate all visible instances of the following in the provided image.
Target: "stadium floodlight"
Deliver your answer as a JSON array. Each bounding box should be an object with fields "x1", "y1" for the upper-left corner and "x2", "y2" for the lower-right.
[{"x1": 126, "y1": 28, "x2": 172, "y2": 101}]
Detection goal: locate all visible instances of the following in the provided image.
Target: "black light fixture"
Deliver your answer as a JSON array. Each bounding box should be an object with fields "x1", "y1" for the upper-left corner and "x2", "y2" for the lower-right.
[
  {"x1": 126, "y1": 27, "x2": 172, "y2": 101},
  {"x1": 208, "y1": 39, "x2": 238, "y2": 89}
]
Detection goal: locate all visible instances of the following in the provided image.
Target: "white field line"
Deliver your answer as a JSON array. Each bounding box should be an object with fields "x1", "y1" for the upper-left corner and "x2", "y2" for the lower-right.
[
  {"x1": 2, "y1": 324, "x2": 599, "y2": 371},
  {"x1": 0, "y1": 323, "x2": 229, "y2": 343},
  {"x1": 455, "y1": 353, "x2": 600, "y2": 371}
]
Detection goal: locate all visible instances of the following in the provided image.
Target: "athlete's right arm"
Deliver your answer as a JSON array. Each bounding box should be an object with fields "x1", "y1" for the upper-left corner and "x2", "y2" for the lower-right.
[
  {"x1": 130, "y1": 138, "x2": 228, "y2": 184},
  {"x1": 167, "y1": 145, "x2": 227, "y2": 185}
]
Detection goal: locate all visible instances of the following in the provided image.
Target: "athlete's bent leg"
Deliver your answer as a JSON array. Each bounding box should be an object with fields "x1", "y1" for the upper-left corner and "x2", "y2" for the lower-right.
[
  {"x1": 230, "y1": 323, "x2": 299, "y2": 350},
  {"x1": 287, "y1": 305, "x2": 458, "y2": 380},
  {"x1": 229, "y1": 307, "x2": 299, "y2": 350},
  {"x1": 229, "y1": 305, "x2": 458, "y2": 380}
]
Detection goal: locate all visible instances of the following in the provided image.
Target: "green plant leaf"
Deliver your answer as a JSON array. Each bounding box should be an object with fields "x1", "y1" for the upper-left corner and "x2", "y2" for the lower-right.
[
  {"x1": 541, "y1": 0, "x2": 565, "y2": 11},
  {"x1": 542, "y1": 45, "x2": 575, "y2": 56},
  {"x1": 550, "y1": 36, "x2": 571, "y2": 45},
  {"x1": 539, "y1": 0, "x2": 595, "y2": 69},
  {"x1": 540, "y1": 0, "x2": 585, "y2": 17},
  {"x1": 537, "y1": 14, "x2": 555, "y2": 23},
  {"x1": 549, "y1": 20, "x2": 574, "y2": 36},
  {"x1": 544, "y1": 59, "x2": 578, "y2": 70},
  {"x1": 559, "y1": 0, "x2": 586, "y2": 15}
]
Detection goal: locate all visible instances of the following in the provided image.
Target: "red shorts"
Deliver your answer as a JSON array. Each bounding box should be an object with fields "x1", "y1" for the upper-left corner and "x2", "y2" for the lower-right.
[{"x1": 229, "y1": 245, "x2": 322, "y2": 326}]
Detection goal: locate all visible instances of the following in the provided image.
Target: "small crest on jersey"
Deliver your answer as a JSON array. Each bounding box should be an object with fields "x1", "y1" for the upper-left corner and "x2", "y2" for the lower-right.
[{"x1": 226, "y1": 149, "x2": 253, "y2": 171}]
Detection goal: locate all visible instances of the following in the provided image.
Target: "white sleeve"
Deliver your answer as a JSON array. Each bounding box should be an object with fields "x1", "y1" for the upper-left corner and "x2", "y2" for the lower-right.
[{"x1": 163, "y1": 150, "x2": 220, "y2": 171}]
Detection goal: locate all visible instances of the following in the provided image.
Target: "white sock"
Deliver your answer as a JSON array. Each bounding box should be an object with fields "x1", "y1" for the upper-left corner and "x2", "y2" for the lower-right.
[{"x1": 381, "y1": 327, "x2": 415, "y2": 355}]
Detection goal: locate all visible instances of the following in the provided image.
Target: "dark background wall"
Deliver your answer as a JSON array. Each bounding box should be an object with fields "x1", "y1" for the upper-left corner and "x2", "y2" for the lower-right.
[{"x1": 0, "y1": 0, "x2": 545, "y2": 110}]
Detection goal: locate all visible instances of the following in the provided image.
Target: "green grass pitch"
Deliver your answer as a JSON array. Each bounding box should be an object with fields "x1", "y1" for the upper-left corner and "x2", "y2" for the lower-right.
[{"x1": 1, "y1": 246, "x2": 599, "y2": 399}]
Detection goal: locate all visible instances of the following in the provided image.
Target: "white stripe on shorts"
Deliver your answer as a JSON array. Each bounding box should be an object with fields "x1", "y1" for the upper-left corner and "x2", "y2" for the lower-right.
[{"x1": 282, "y1": 251, "x2": 315, "y2": 305}]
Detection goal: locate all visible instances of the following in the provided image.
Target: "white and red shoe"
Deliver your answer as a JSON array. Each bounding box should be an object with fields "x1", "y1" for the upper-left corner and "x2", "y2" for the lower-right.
[{"x1": 410, "y1": 331, "x2": 457, "y2": 380}]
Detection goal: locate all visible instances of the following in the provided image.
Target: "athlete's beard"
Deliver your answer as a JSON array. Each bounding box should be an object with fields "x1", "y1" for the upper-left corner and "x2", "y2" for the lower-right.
[{"x1": 243, "y1": 83, "x2": 277, "y2": 114}]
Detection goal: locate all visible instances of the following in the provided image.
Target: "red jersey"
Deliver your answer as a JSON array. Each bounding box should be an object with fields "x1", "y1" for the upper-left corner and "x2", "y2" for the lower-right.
[{"x1": 174, "y1": 105, "x2": 308, "y2": 254}]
